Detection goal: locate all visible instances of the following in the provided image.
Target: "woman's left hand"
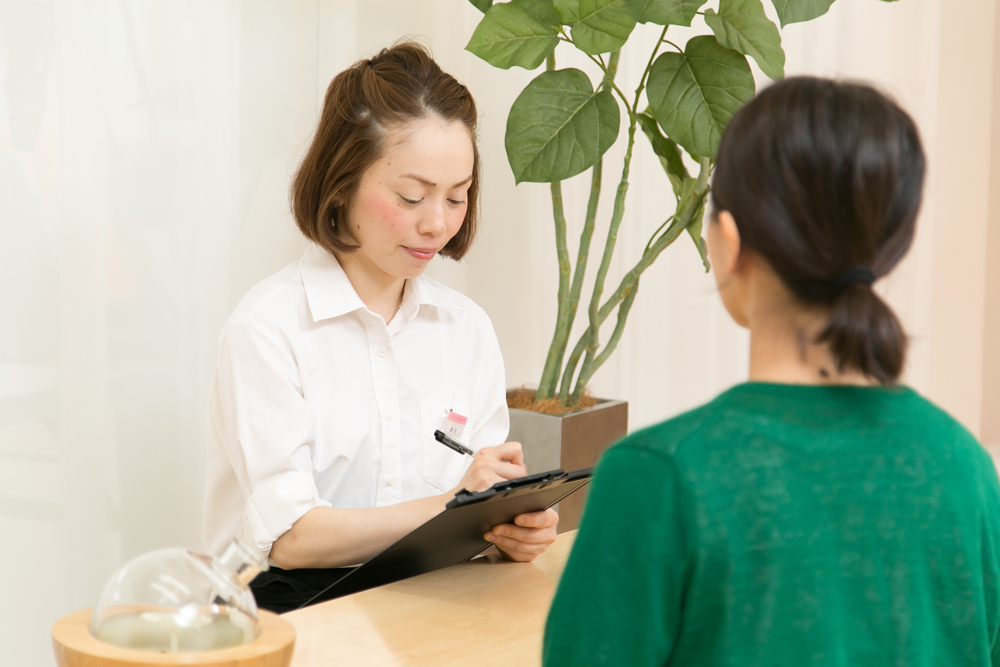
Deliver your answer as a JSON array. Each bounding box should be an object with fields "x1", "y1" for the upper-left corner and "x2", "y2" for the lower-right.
[{"x1": 484, "y1": 508, "x2": 559, "y2": 562}]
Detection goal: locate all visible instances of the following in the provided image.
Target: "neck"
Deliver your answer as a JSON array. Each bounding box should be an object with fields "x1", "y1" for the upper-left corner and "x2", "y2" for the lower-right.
[
  {"x1": 334, "y1": 252, "x2": 405, "y2": 323},
  {"x1": 746, "y1": 299, "x2": 873, "y2": 387}
]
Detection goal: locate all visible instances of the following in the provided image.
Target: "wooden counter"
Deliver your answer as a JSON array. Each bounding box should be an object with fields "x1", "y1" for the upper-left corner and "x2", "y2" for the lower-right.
[{"x1": 282, "y1": 530, "x2": 577, "y2": 666}]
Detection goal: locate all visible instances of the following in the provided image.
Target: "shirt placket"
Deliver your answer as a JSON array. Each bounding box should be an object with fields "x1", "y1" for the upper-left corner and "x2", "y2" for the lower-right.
[{"x1": 365, "y1": 316, "x2": 403, "y2": 507}]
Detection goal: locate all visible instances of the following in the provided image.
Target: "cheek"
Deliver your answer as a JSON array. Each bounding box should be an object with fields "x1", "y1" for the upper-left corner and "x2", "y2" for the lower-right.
[
  {"x1": 360, "y1": 194, "x2": 414, "y2": 237},
  {"x1": 447, "y1": 205, "x2": 468, "y2": 236}
]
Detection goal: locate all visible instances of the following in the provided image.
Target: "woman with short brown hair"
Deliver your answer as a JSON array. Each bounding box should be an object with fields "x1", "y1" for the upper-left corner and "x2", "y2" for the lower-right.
[{"x1": 204, "y1": 42, "x2": 557, "y2": 613}]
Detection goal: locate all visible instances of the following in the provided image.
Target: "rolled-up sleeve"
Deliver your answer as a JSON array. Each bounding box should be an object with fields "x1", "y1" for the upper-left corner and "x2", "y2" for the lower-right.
[{"x1": 214, "y1": 320, "x2": 331, "y2": 561}]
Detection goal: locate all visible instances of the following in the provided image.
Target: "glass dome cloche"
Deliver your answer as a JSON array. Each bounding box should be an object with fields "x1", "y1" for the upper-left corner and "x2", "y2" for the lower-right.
[{"x1": 90, "y1": 539, "x2": 266, "y2": 653}]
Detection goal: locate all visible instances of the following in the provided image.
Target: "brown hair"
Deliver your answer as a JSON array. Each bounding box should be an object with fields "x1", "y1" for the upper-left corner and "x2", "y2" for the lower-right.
[
  {"x1": 291, "y1": 41, "x2": 480, "y2": 260},
  {"x1": 711, "y1": 77, "x2": 925, "y2": 384}
]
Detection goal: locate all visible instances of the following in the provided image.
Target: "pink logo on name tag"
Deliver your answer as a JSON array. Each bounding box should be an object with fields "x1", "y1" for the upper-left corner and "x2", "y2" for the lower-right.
[{"x1": 443, "y1": 410, "x2": 468, "y2": 439}]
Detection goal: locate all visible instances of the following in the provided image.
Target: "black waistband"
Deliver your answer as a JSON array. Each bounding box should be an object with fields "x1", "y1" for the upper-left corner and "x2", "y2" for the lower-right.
[{"x1": 250, "y1": 566, "x2": 356, "y2": 614}]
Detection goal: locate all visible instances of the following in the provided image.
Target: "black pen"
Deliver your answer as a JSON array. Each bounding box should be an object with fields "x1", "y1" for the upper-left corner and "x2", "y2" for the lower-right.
[{"x1": 434, "y1": 430, "x2": 476, "y2": 457}]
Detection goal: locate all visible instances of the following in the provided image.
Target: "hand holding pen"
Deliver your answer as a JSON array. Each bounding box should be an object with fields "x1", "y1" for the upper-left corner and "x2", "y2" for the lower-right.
[
  {"x1": 442, "y1": 432, "x2": 526, "y2": 495},
  {"x1": 434, "y1": 430, "x2": 477, "y2": 457},
  {"x1": 436, "y1": 431, "x2": 558, "y2": 563}
]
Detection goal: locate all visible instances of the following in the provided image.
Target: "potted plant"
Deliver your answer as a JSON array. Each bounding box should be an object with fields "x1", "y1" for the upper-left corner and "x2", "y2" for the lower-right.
[{"x1": 464, "y1": 0, "x2": 891, "y2": 529}]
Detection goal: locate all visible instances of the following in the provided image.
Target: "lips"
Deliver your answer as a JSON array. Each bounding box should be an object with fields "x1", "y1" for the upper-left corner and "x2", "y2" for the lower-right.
[{"x1": 404, "y1": 247, "x2": 438, "y2": 260}]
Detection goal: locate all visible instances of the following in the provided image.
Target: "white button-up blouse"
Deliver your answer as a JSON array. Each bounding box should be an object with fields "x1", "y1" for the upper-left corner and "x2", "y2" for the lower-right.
[{"x1": 203, "y1": 244, "x2": 509, "y2": 561}]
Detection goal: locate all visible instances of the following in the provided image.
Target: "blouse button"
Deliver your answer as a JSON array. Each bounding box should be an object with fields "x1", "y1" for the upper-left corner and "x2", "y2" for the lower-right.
[
  {"x1": 386, "y1": 409, "x2": 396, "y2": 421},
  {"x1": 377, "y1": 346, "x2": 387, "y2": 357},
  {"x1": 386, "y1": 474, "x2": 397, "y2": 486}
]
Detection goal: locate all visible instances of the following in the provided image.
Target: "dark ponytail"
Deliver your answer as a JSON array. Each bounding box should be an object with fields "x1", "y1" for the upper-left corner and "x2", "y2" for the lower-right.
[
  {"x1": 817, "y1": 284, "x2": 906, "y2": 383},
  {"x1": 711, "y1": 77, "x2": 925, "y2": 384}
]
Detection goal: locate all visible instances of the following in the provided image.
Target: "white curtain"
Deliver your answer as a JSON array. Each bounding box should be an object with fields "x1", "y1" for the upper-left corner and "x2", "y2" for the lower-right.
[{"x1": 0, "y1": 0, "x2": 987, "y2": 664}]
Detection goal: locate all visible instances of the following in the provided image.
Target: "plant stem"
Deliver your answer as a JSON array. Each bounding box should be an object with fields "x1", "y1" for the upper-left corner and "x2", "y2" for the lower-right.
[
  {"x1": 537, "y1": 51, "x2": 620, "y2": 400},
  {"x1": 574, "y1": 112, "x2": 638, "y2": 400},
  {"x1": 538, "y1": 51, "x2": 573, "y2": 401},
  {"x1": 564, "y1": 26, "x2": 669, "y2": 402},
  {"x1": 592, "y1": 278, "x2": 639, "y2": 370},
  {"x1": 559, "y1": 26, "x2": 667, "y2": 405},
  {"x1": 642, "y1": 26, "x2": 670, "y2": 96},
  {"x1": 563, "y1": 158, "x2": 712, "y2": 399}
]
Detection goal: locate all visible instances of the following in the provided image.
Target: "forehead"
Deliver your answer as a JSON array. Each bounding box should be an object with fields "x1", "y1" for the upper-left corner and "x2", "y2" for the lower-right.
[{"x1": 373, "y1": 116, "x2": 475, "y2": 179}]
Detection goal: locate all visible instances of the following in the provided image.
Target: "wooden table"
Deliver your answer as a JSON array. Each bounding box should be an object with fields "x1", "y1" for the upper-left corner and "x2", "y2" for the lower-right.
[{"x1": 283, "y1": 531, "x2": 577, "y2": 666}]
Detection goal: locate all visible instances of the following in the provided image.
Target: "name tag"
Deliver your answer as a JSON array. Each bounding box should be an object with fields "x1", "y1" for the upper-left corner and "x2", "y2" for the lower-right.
[{"x1": 441, "y1": 410, "x2": 468, "y2": 440}]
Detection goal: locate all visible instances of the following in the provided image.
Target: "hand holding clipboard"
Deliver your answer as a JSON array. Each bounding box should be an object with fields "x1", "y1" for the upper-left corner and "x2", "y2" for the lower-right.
[
  {"x1": 436, "y1": 429, "x2": 560, "y2": 562},
  {"x1": 298, "y1": 436, "x2": 593, "y2": 608}
]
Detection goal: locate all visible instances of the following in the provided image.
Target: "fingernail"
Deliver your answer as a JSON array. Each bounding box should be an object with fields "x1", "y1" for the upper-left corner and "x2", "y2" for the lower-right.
[
  {"x1": 495, "y1": 528, "x2": 505, "y2": 537},
  {"x1": 484, "y1": 533, "x2": 494, "y2": 542}
]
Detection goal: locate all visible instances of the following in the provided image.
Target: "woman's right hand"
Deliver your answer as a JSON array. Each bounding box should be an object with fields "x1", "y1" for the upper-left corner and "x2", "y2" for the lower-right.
[{"x1": 451, "y1": 441, "x2": 527, "y2": 494}]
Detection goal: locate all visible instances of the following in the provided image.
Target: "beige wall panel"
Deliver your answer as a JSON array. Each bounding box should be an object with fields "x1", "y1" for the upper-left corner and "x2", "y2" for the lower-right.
[
  {"x1": 984, "y1": 0, "x2": 1000, "y2": 449},
  {"x1": 928, "y1": 0, "x2": 996, "y2": 437}
]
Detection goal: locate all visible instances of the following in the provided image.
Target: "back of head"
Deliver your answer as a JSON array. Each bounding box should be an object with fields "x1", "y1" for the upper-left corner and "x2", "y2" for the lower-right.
[
  {"x1": 711, "y1": 77, "x2": 925, "y2": 384},
  {"x1": 292, "y1": 41, "x2": 481, "y2": 260}
]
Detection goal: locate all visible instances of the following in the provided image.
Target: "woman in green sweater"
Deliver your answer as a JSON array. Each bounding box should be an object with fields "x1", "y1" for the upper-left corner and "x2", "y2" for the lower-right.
[{"x1": 543, "y1": 77, "x2": 1000, "y2": 666}]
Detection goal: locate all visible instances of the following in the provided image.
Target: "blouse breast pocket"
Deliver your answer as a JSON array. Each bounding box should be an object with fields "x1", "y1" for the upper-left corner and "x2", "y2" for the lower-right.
[{"x1": 419, "y1": 401, "x2": 473, "y2": 492}]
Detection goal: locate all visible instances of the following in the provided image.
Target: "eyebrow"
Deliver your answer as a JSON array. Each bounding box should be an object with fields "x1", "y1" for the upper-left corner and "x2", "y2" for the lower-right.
[{"x1": 401, "y1": 173, "x2": 473, "y2": 189}]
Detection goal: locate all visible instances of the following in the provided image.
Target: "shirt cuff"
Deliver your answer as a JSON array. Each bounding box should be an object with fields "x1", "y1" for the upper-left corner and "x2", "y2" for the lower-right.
[{"x1": 240, "y1": 470, "x2": 332, "y2": 563}]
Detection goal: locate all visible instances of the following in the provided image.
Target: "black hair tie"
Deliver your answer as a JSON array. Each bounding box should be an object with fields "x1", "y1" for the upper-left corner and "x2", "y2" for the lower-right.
[{"x1": 835, "y1": 267, "x2": 875, "y2": 292}]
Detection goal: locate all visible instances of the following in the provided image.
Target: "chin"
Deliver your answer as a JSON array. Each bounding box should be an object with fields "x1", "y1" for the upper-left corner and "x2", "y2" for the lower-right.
[{"x1": 395, "y1": 262, "x2": 432, "y2": 280}]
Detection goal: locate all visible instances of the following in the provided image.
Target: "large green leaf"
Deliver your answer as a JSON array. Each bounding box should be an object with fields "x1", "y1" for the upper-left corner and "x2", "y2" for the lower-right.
[
  {"x1": 705, "y1": 0, "x2": 783, "y2": 80},
  {"x1": 506, "y1": 68, "x2": 620, "y2": 183},
  {"x1": 636, "y1": 109, "x2": 688, "y2": 196},
  {"x1": 647, "y1": 36, "x2": 754, "y2": 158},
  {"x1": 466, "y1": 0, "x2": 561, "y2": 70},
  {"x1": 554, "y1": 0, "x2": 645, "y2": 55},
  {"x1": 638, "y1": 0, "x2": 708, "y2": 27},
  {"x1": 770, "y1": 0, "x2": 835, "y2": 27},
  {"x1": 469, "y1": 0, "x2": 494, "y2": 13}
]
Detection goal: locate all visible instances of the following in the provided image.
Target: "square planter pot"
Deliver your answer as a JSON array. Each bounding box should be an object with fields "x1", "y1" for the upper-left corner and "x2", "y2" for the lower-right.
[{"x1": 507, "y1": 395, "x2": 628, "y2": 533}]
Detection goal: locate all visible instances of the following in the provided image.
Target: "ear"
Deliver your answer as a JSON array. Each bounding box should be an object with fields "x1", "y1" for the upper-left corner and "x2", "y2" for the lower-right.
[{"x1": 712, "y1": 210, "x2": 743, "y2": 277}]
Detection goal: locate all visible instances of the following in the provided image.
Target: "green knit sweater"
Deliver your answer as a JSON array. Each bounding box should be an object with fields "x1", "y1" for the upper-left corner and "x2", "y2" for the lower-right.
[{"x1": 543, "y1": 383, "x2": 1000, "y2": 666}]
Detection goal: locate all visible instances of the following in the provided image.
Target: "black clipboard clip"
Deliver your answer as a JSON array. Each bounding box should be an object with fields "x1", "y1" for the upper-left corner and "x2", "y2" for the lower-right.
[{"x1": 446, "y1": 468, "x2": 575, "y2": 509}]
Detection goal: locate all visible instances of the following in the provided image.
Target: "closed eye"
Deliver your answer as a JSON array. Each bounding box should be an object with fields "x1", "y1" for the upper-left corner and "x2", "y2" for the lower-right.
[
  {"x1": 448, "y1": 199, "x2": 466, "y2": 206},
  {"x1": 399, "y1": 195, "x2": 422, "y2": 205}
]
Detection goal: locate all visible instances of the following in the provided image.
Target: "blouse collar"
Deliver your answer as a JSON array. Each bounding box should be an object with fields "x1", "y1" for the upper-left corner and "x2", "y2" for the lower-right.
[{"x1": 300, "y1": 243, "x2": 463, "y2": 324}]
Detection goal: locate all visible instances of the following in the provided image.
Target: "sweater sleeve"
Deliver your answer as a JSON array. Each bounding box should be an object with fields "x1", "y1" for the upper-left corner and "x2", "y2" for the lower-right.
[{"x1": 543, "y1": 444, "x2": 690, "y2": 667}]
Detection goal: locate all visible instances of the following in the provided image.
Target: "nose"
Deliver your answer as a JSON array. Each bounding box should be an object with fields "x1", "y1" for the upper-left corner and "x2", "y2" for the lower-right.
[{"x1": 418, "y1": 199, "x2": 448, "y2": 237}]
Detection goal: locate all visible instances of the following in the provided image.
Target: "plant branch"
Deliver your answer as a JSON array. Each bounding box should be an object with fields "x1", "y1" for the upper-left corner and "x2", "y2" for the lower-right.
[
  {"x1": 535, "y1": 51, "x2": 621, "y2": 401},
  {"x1": 539, "y1": 51, "x2": 573, "y2": 401},
  {"x1": 644, "y1": 215, "x2": 676, "y2": 252},
  {"x1": 591, "y1": 279, "x2": 638, "y2": 372},
  {"x1": 579, "y1": 50, "x2": 633, "y2": 115},
  {"x1": 640, "y1": 26, "x2": 670, "y2": 97},
  {"x1": 538, "y1": 51, "x2": 620, "y2": 400},
  {"x1": 574, "y1": 114, "x2": 639, "y2": 399},
  {"x1": 561, "y1": 158, "x2": 712, "y2": 399},
  {"x1": 556, "y1": 27, "x2": 668, "y2": 401},
  {"x1": 564, "y1": 279, "x2": 641, "y2": 400}
]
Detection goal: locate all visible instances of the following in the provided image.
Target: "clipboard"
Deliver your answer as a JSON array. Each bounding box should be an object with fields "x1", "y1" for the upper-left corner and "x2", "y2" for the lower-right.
[{"x1": 299, "y1": 468, "x2": 593, "y2": 608}]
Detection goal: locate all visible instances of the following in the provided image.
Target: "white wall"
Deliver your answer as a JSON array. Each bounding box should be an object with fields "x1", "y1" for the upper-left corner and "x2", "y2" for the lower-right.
[{"x1": 1, "y1": 1, "x2": 995, "y2": 664}]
